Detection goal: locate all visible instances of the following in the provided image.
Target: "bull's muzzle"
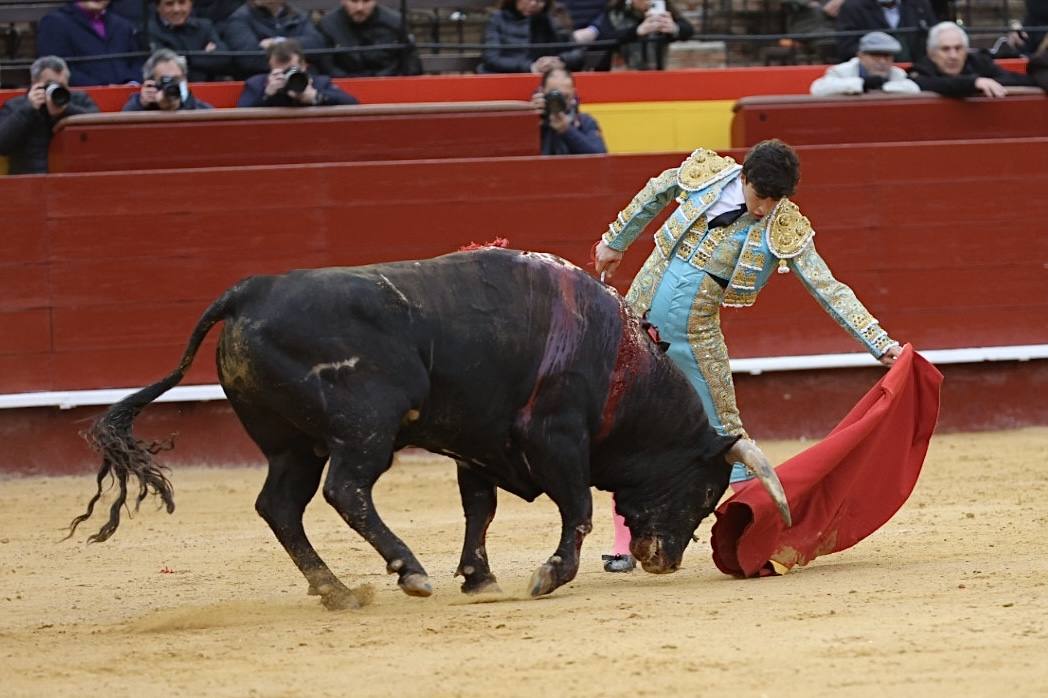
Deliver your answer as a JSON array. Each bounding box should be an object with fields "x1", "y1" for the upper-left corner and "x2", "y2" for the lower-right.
[
  {"x1": 727, "y1": 439, "x2": 792, "y2": 527},
  {"x1": 630, "y1": 536, "x2": 681, "y2": 574}
]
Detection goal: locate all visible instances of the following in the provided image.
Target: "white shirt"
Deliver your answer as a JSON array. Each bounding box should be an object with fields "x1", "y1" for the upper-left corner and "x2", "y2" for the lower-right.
[
  {"x1": 704, "y1": 175, "x2": 746, "y2": 219},
  {"x1": 882, "y1": 6, "x2": 901, "y2": 28}
]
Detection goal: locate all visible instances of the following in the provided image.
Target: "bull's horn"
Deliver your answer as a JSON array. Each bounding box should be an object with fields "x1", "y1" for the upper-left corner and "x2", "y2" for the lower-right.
[{"x1": 726, "y1": 439, "x2": 792, "y2": 528}]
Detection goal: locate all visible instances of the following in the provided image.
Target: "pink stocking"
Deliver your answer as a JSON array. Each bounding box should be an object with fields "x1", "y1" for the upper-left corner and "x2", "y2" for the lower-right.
[{"x1": 611, "y1": 498, "x2": 632, "y2": 556}]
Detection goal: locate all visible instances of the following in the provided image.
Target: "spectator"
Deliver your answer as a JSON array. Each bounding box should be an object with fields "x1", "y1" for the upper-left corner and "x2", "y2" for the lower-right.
[
  {"x1": 561, "y1": 0, "x2": 606, "y2": 30},
  {"x1": 530, "y1": 68, "x2": 606, "y2": 155},
  {"x1": 122, "y1": 49, "x2": 214, "y2": 110},
  {"x1": 576, "y1": 0, "x2": 694, "y2": 71},
  {"x1": 478, "y1": 0, "x2": 584, "y2": 74},
  {"x1": 1003, "y1": 1, "x2": 1048, "y2": 56},
  {"x1": 192, "y1": 0, "x2": 243, "y2": 29},
  {"x1": 222, "y1": 0, "x2": 326, "y2": 78},
  {"x1": 36, "y1": 0, "x2": 142, "y2": 86},
  {"x1": 910, "y1": 21, "x2": 1038, "y2": 98},
  {"x1": 0, "y1": 56, "x2": 99, "y2": 174},
  {"x1": 810, "y1": 31, "x2": 920, "y2": 95},
  {"x1": 834, "y1": 0, "x2": 937, "y2": 63},
  {"x1": 237, "y1": 38, "x2": 359, "y2": 107},
  {"x1": 781, "y1": 0, "x2": 845, "y2": 63},
  {"x1": 1028, "y1": 39, "x2": 1048, "y2": 91},
  {"x1": 318, "y1": 0, "x2": 422, "y2": 77},
  {"x1": 146, "y1": 0, "x2": 232, "y2": 81},
  {"x1": 108, "y1": 0, "x2": 146, "y2": 24}
]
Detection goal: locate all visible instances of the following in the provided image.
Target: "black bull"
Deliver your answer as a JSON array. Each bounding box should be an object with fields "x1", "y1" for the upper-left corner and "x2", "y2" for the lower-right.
[{"x1": 68, "y1": 248, "x2": 789, "y2": 609}]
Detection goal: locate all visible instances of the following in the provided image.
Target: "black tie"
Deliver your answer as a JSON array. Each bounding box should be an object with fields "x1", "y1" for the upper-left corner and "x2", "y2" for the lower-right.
[{"x1": 707, "y1": 203, "x2": 748, "y2": 229}]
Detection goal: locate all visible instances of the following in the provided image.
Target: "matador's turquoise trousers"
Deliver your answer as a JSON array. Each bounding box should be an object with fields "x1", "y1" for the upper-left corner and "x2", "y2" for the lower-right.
[{"x1": 645, "y1": 257, "x2": 752, "y2": 484}]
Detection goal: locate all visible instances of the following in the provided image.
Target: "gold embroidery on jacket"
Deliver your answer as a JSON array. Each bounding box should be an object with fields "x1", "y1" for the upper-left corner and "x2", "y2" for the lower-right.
[
  {"x1": 686, "y1": 275, "x2": 747, "y2": 437},
  {"x1": 676, "y1": 149, "x2": 739, "y2": 191},
  {"x1": 624, "y1": 249, "x2": 671, "y2": 315},
  {"x1": 766, "y1": 199, "x2": 814, "y2": 258},
  {"x1": 791, "y1": 244, "x2": 898, "y2": 355}
]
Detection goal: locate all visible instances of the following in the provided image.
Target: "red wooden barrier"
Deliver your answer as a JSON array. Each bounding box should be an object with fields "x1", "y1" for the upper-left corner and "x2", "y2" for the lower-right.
[
  {"x1": 2, "y1": 140, "x2": 1047, "y2": 396},
  {"x1": 49, "y1": 101, "x2": 538, "y2": 172},
  {"x1": 1, "y1": 141, "x2": 1047, "y2": 470},
  {"x1": 731, "y1": 92, "x2": 1048, "y2": 147}
]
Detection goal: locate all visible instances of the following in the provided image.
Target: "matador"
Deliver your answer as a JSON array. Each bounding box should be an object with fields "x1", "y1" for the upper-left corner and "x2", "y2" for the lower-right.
[{"x1": 594, "y1": 140, "x2": 902, "y2": 572}]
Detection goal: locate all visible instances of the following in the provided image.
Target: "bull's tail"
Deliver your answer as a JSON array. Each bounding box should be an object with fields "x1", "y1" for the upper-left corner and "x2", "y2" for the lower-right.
[{"x1": 66, "y1": 283, "x2": 244, "y2": 543}]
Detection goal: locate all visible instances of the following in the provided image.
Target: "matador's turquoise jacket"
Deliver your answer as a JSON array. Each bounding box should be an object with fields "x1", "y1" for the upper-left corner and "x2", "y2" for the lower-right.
[{"x1": 602, "y1": 148, "x2": 899, "y2": 359}]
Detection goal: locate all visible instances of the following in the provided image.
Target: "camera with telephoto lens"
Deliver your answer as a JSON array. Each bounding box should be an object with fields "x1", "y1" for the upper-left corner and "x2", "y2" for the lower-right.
[
  {"x1": 283, "y1": 67, "x2": 310, "y2": 94},
  {"x1": 43, "y1": 81, "x2": 70, "y2": 108},
  {"x1": 155, "y1": 75, "x2": 182, "y2": 100},
  {"x1": 543, "y1": 89, "x2": 568, "y2": 116}
]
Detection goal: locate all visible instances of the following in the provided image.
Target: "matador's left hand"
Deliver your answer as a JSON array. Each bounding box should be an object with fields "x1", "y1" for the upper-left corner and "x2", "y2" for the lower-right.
[{"x1": 879, "y1": 345, "x2": 903, "y2": 366}]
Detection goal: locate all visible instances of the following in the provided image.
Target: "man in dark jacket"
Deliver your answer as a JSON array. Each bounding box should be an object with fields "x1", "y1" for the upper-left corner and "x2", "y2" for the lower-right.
[
  {"x1": 910, "y1": 21, "x2": 1038, "y2": 97},
  {"x1": 319, "y1": 0, "x2": 421, "y2": 77},
  {"x1": 221, "y1": 0, "x2": 326, "y2": 78},
  {"x1": 191, "y1": 0, "x2": 243, "y2": 28},
  {"x1": 122, "y1": 49, "x2": 214, "y2": 110},
  {"x1": 146, "y1": 0, "x2": 232, "y2": 81},
  {"x1": 0, "y1": 56, "x2": 99, "y2": 174},
  {"x1": 237, "y1": 38, "x2": 359, "y2": 107},
  {"x1": 531, "y1": 68, "x2": 606, "y2": 155},
  {"x1": 36, "y1": 0, "x2": 142, "y2": 86},
  {"x1": 479, "y1": 0, "x2": 584, "y2": 74},
  {"x1": 834, "y1": 0, "x2": 937, "y2": 63}
]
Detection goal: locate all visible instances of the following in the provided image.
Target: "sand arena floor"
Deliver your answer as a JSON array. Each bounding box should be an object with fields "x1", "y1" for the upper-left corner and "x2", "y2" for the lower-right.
[{"x1": 2, "y1": 428, "x2": 1047, "y2": 697}]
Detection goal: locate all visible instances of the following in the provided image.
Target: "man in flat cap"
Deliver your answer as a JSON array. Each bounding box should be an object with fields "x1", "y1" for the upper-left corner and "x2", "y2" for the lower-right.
[{"x1": 811, "y1": 30, "x2": 920, "y2": 95}]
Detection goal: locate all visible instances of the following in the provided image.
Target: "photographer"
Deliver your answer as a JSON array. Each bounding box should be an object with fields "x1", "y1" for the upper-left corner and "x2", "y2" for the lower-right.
[
  {"x1": 237, "y1": 38, "x2": 359, "y2": 107},
  {"x1": 0, "y1": 56, "x2": 99, "y2": 174},
  {"x1": 122, "y1": 49, "x2": 214, "y2": 111},
  {"x1": 530, "y1": 68, "x2": 606, "y2": 156}
]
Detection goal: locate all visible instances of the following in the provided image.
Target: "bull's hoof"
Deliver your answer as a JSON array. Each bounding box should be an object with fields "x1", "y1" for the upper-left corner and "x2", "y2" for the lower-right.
[
  {"x1": 399, "y1": 572, "x2": 433, "y2": 597},
  {"x1": 527, "y1": 563, "x2": 558, "y2": 597},
  {"x1": 461, "y1": 575, "x2": 501, "y2": 596}
]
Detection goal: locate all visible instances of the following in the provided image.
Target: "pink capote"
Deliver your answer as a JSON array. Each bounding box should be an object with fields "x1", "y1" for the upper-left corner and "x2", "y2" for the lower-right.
[{"x1": 710, "y1": 345, "x2": 943, "y2": 577}]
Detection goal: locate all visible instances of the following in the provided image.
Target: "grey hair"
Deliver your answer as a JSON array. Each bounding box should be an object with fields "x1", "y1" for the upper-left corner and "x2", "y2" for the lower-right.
[
  {"x1": 30, "y1": 55, "x2": 69, "y2": 82},
  {"x1": 143, "y1": 48, "x2": 188, "y2": 80},
  {"x1": 927, "y1": 21, "x2": 969, "y2": 52}
]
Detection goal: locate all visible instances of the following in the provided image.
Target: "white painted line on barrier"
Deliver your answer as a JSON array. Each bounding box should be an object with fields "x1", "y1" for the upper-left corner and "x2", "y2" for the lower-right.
[{"x1": 1, "y1": 344, "x2": 1046, "y2": 410}]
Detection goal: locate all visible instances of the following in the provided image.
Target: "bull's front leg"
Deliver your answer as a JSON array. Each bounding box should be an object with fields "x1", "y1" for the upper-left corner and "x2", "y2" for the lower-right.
[
  {"x1": 455, "y1": 462, "x2": 501, "y2": 594},
  {"x1": 519, "y1": 419, "x2": 593, "y2": 598},
  {"x1": 528, "y1": 497, "x2": 593, "y2": 597}
]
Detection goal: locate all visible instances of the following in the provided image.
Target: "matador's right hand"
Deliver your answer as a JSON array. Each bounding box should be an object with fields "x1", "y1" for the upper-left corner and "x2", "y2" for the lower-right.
[{"x1": 594, "y1": 240, "x2": 624, "y2": 280}]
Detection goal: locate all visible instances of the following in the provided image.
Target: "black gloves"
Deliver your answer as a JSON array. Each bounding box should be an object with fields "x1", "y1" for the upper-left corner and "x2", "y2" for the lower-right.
[{"x1": 863, "y1": 75, "x2": 888, "y2": 92}]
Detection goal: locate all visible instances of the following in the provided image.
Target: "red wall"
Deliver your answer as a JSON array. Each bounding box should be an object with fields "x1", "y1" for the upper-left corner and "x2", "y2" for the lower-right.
[
  {"x1": 2, "y1": 140, "x2": 1047, "y2": 397},
  {"x1": 49, "y1": 104, "x2": 538, "y2": 172},
  {"x1": 2, "y1": 140, "x2": 1047, "y2": 471},
  {"x1": 732, "y1": 93, "x2": 1048, "y2": 147}
]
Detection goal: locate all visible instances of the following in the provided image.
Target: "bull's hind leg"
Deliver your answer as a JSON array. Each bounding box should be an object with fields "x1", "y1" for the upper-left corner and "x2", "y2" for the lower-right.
[
  {"x1": 227, "y1": 395, "x2": 366, "y2": 611},
  {"x1": 521, "y1": 416, "x2": 593, "y2": 598},
  {"x1": 258, "y1": 441, "x2": 370, "y2": 610},
  {"x1": 323, "y1": 427, "x2": 432, "y2": 598},
  {"x1": 455, "y1": 462, "x2": 501, "y2": 595}
]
